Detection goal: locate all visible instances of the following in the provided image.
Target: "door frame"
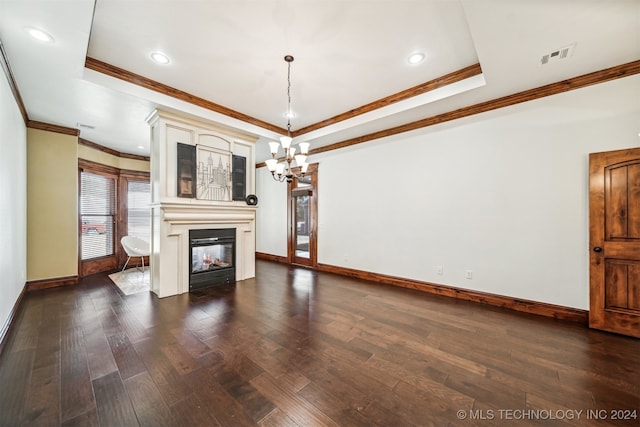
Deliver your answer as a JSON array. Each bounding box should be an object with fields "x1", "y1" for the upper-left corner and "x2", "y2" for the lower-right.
[
  {"x1": 287, "y1": 163, "x2": 318, "y2": 267},
  {"x1": 78, "y1": 159, "x2": 119, "y2": 277},
  {"x1": 589, "y1": 147, "x2": 640, "y2": 337}
]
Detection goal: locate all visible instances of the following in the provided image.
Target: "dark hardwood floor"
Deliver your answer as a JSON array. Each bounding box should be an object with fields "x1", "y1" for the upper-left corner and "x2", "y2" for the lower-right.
[{"x1": 1, "y1": 260, "x2": 638, "y2": 426}]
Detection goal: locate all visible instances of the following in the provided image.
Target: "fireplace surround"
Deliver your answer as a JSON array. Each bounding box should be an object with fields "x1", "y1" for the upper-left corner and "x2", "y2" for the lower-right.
[
  {"x1": 147, "y1": 109, "x2": 258, "y2": 298},
  {"x1": 149, "y1": 202, "x2": 256, "y2": 297}
]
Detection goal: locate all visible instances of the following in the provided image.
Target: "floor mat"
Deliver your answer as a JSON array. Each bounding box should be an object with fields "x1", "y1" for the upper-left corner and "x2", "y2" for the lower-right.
[{"x1": 108, "y1": 268, "x2": 150, "y2": 295}]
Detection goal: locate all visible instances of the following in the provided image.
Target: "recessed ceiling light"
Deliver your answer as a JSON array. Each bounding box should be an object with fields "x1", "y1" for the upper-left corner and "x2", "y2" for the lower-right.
[
  {"x1": 25, "y1": 27, "x2": 54, "y2": 43},
  {"x1": 150, "y1": 52, "x2": 170, "y2": 64},
  {"x1": 137, "y1": 145, "x2": 145, "y2": 150},
  {"x1": 408, "y1": 52, "x2": 425, "y2": 65}
]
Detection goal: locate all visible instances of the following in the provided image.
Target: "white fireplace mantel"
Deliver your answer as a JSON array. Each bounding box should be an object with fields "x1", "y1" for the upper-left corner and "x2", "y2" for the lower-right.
[
  {"x1": 160, "y1": 202, "x2": 257, "y2": 227},
  {"x1": 150, "y1": 202, "x2": 256, "y2": 298}
]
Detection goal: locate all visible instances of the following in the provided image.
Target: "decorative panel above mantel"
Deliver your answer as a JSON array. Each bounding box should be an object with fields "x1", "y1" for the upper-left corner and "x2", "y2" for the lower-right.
[{"x1": 146, "y1": 109, "x2": 258, "y2": 205}]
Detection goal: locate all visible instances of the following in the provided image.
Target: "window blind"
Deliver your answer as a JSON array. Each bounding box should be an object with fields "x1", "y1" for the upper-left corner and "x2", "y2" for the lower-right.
[
  {"x1": 127, "y1": 180, "x2": 151, "y2": 241},
  {"x1": 80, "y1": 171, "x2": 115, "y2": 260}
]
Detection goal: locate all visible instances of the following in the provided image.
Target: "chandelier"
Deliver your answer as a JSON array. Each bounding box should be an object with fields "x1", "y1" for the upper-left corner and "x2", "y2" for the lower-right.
[{"x1": 265, "y1": 55, "x2": 310, "y2": 183}]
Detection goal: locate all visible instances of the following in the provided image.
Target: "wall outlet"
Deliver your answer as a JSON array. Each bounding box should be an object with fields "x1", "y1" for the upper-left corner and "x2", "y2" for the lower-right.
[
  {"x1": 465, "y1": 270, "x2": 473, "y2": 279},
  {"x1": 436, "y1": 266, "x2": 444, "y2": 275}
]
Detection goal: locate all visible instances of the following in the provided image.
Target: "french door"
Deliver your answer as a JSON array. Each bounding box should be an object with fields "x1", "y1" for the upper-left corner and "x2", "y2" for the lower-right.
[
  {"x1": 288, "y1": 164, "x2": 318, "y2": 267},
  {"x1": 79, "y1": 160, "x2": 151, "y2": 276}
]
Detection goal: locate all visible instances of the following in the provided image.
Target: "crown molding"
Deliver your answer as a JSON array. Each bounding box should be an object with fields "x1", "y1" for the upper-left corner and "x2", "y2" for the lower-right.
[
  {"x1": 309, "y1": 60, "x2": 640, "y2": 157},
  {"x1": 27, "y1": 120, "x2": 79, "y2": 136},
  {"x1": 85, "y1": 56, "x2": 286, "y2": 135},
  {"x1": 292, "y1": 63, "x2": 483, "y2": 137},
  {"x1": 79, "y1": 138, "x2": 150, "y2": 162}
]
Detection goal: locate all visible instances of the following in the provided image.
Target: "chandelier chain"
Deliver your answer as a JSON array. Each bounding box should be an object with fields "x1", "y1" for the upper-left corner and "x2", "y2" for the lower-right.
[{"x1": 286, "y1": 58, "x2": 292, "y2": 135}]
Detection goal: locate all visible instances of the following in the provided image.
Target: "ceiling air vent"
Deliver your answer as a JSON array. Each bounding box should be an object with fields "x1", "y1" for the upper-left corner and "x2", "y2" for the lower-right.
[{"x1": 540, "y1": 44, "x2": 575, "y2": 65}]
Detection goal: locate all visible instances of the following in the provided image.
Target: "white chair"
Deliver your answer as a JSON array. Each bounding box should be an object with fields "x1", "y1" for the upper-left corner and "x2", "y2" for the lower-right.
[{"x1": 121, "y1": 236, "x2": 150, "y2": 271}]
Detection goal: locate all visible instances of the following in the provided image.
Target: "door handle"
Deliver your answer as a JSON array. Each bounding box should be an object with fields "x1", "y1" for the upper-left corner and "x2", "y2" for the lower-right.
[{"x1": 593, "y1": 247, "x2": 602, "y2": 253}]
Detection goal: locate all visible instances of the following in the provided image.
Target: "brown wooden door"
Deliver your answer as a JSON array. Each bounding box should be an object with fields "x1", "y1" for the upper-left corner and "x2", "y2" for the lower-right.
[
  {"x1": 589, "y1": 147, "x2": 640, "y2": 337},
  {"x1": 288, "y1": 164, "x2": 318, "y2": 267}
]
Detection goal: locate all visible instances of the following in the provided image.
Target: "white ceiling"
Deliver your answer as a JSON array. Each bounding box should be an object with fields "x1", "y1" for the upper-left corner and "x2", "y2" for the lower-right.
[{"x1": 0, "y1": 0, "x2": 638, "y2": 162}]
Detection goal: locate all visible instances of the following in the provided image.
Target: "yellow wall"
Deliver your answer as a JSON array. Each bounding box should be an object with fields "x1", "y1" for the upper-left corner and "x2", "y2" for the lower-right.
[{"x1": 27, "y1": 129, "x2": 78, "y2": 281}]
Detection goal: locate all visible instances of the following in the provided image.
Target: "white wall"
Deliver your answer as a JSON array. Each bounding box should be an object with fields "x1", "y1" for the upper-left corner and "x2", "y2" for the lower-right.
[
  {"x1": 256, "y1": 74, "x2": 640, "y2": 310},
  {"x1": 256, "y1": 166, "x2": 288, "y2": 256},
  {"x1": 0, "y1": 70, "x2": 27, "y2": 337}
]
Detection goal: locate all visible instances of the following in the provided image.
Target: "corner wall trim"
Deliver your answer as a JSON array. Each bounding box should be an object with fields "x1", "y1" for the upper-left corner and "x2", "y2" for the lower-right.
[
  {"x1": 0, "y1": 39, "x2": 28, "y2": 124},
  {"x1": 256, "y1": 252, "x2": 288, "y2": 264},
  {"x1": 26, "y1": 275, "x2": 79, "y2": 292},
  {"x1": 0, "y1": 284, "x2": 27, "y2": 357},
  {"x1": 315, "y1": 263, "x2": 589, "y2": 325}
]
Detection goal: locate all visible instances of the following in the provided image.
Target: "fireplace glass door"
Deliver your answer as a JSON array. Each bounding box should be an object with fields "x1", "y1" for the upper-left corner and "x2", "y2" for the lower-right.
[
  {"x1": 189, "y1": 228, "x2": 236, "y2": 290},
  {"x1": 191, "y1": 240, "x2": 233, "y2": 273}
]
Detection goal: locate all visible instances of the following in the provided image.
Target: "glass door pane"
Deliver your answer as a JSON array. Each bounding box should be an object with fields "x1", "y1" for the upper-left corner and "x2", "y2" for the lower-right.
[
  {"x1": 127, "y1": 180, "x2": 151, "y2": 241},
  {"x1": 289, "y1": 164, "x2": 316, "y2": 267},
  {"x1": 295, "y1": 194, "x2": 310, "y2": 259},
  {"x1": 80, "y1": 171, "x2": 115, "y2": 260}
]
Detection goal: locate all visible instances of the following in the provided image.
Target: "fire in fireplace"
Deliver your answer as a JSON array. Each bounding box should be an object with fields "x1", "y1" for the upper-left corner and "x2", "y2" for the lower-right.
[{"x1": 189, "y1": 228, "x2": 236, "y2": 290}]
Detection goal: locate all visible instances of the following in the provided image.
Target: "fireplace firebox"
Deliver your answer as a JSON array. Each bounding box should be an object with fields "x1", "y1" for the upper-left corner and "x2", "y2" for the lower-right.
[{"x1": 189, "y1": 228, "x2": 236, "y2": 290}]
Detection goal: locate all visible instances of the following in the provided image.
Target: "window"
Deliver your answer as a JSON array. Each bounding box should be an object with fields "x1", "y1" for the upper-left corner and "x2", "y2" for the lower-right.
[
  {"x1": 80, "y1": 171, "x2": 116, "y2": 260},
  {"x1": 127, "y1": 180, "x2": 151, "y2": 241}
]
